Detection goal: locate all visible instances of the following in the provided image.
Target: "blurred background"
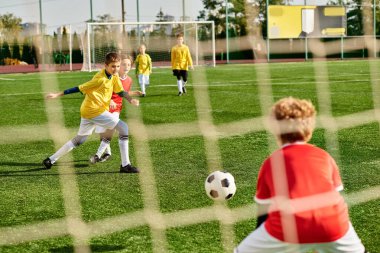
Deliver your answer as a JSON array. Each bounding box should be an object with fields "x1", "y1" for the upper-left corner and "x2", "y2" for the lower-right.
[{"x1": 0, "y1": 0, "x2": 379, "y2": 73}]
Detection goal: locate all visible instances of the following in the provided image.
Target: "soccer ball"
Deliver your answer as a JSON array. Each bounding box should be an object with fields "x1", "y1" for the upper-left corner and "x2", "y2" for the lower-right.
[{"x1": 205, "y1": 171, "x2": 236, "y2": 201}]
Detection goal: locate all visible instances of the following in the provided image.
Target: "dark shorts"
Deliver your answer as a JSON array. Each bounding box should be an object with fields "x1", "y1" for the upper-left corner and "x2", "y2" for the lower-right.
[{"x1": 172, "y1": 69, "x2": 188, "y2": 81}]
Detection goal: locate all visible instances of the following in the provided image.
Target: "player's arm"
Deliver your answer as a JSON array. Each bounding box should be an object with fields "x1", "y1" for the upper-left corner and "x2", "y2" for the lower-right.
[
  {"x1": 46, "y1": 87, "x2": 80, "y2": 99},
  {"x1": 116, "y1": 91, "x2": 139, "y2": 106},
  {"x1": 128, "y1": 90, "x2": 143, "y2": 96},
  {"x1": 148, "y1": 55, "x2": 152, "y2": 73},
  {"x1": 170, "y1": 48, "x2": 175, "y2": 67},
  {"x1": 187, "y1": 48, "x2": 194, "y2": 70},
  {"x1": 109, "y1": 99, "x2": 117, "y2": 110}
]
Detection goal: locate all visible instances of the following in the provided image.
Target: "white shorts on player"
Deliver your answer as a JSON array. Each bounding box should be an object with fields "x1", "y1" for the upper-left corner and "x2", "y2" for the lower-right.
[
  {"x1": 234, "y1": 223, "x2": 365, "y2": 253},
  {"x1": 78, "y1": 111, "x2": 120, "y2": 136},
  {"x1": 94, "y1": 112, "x2": 120, "y2": 134}
]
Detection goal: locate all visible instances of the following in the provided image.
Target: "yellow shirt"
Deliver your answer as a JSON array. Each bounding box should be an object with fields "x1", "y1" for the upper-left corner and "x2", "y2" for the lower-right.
[
  {"x1": 78, "y1": 69, "x2": 123, "y2": 119},
  {"x1": 135, "y1": 54, "x2": 152, "y2": 75},
  {"x1": 171, "y1": 44, "x2": 193, "y2": 70}
]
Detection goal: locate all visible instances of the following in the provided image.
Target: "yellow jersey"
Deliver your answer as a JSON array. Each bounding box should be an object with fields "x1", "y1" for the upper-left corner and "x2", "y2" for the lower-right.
[
  {"x1": 171, "y1": 44, "x2": 193, "y2": 70},
  {"x1": 135, "y1": 54, "x2": 152, "y2": 75},
  {"x1": 78, "y1": 69, "x2": 123, "y2": 119}
]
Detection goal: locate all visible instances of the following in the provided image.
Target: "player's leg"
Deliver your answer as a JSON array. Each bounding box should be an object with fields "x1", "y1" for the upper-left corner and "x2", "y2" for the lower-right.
[
  {"x1": 90, "y1": 129, "x2": 114, "y2": 164},
  {"x1": 43, "y1": 118, "x2": 94, "y2": 169},
  {"x1": 145, "y1": 74, "x2": 150, "y2": 88},
  {"x1": 173, "y1": 69, "x2": 183, "y2": 96},
  {"x1": 319, "y1": 223, "x2": 366, "y2": 253},
  {"x1": 43, "y1": 134, "x2": 89, "y2": 169},
  {"x1": 234, "y1": 224, "x2": 309, "y2": 253},
  {"x1": 139, "y1": 74, "x2": 146, "y2": 97},
  {"x1": 114, "y1": 120, "x2": 139, "y2": 173},
  {"x1": 180, "y1": 70, "x2": 188, "y2": 94}
]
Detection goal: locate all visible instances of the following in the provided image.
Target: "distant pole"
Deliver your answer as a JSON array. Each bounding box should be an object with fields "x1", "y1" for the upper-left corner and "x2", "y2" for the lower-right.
[
  {"x1": 39, "y1": 0, "x2": 43, "y2": 34},
  {"x1": 225, "y1": 0, "x2": 230, "y2": 63},
  {"x1": 136, "y1": 0, "x2": 140, "y2": 22},
  {"x1": 38, "y1": 0, "x2": 44, "y2": 67},
  {"x1": 266, "y1": 0, "x2": 270, "y2": 61},
  {"x1": 182, "y1": 0, "x2": 186, "y2": 21},
  {"x1": 374, "y1": 0, "x2": 377, "y2": 57},
  {"x1": 137, "y1": 0, "x2": 140, "y2": 44},
  {"x1": 121, "y1": 0, "x2": 125, "y2": 22},
  {"x1": 121, "y1": 0, "x2": 126, "y2": 33},
  {"x1": 90, "y1": 0, "x2": 93, "y2": 21}
]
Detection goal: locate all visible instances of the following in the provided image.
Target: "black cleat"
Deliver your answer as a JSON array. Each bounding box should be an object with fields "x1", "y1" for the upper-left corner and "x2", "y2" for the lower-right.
[
  {"x1": 120, "y1": 164, "x2": 140, "y2": 173},
  {"x1": 100, "y1": 153, "x2": 111, "y2": 162},
  {"x1": 182, "y1": 86, "x2": 187, "y2": 94},
  {"x1": 89, "y1": 155, "x2": 101, "y2": 164},
  {"x1": 178, "y1": 92, "x2": 183, "y2": 96},
  {"x1": 43, "y1": 157, "x2": 53, "y2": 169}
]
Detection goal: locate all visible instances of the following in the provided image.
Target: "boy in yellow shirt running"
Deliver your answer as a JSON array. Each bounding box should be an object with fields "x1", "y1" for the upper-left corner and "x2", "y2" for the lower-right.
[{"x1": 43, "y1": 52, "x2": 140, "y2": 173}]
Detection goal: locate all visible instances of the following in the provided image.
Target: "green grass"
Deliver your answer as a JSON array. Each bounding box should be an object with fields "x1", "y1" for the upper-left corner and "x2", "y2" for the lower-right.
[{"x1": 0, "y1": 60, "x2": 379, "y2": 252}]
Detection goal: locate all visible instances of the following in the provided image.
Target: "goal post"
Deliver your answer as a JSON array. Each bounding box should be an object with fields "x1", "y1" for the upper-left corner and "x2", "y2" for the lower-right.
[{"x1": 82, "y1": 21, "x2": 216, "y2": 72}]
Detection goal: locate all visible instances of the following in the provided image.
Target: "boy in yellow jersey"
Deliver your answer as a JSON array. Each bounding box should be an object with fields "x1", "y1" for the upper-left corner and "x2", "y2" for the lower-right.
[
  {"x1": 42, "y1": 52, "x2": 141, "y2": 173},
  {"x1": 171, "y1": 33, "x2": 193, "y2": 96},
  {"x1": 135, "y1": 44, "x2": 152, "y2": 97}
]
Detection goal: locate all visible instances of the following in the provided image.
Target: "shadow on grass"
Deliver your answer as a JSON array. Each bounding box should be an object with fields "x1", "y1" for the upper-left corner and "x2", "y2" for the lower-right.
[
  {"x1": 0, "y1": 160, "x2": 122, "y2": 177},
  {"x1": 49, "y1": 244, "x2": 126, "y2": 253}
]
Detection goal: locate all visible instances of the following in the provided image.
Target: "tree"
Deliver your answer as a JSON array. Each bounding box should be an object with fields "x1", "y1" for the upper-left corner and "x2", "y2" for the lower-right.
[
  {"x1": 92, "y1": 14, "x2": 115, "y2": 34},
  {"x1": 52, "y1": 32, "x2": 59, "y2": 53},
  {"x1": 0, "y1": 13, "x2": 22, "y2": 41},
  {"x1": 2, "y1": 41, "x2": 11, "y2": 59},
  {"x1": 198, "y1": 0, "x2": 284, "y2": 38},
  {"x1": 198, "y1": 0, "x2": 248, "y2": 38},
  {"x1": 11, "y1": 38, "x2": 21, "y2": 60},
  {"x1": 21, "y1": 38, "x2": 33, "y2": 64},
  {"x1": 327, "y1": 0, "x2": 380, "y2": 36},
  {"x1": 61, "y1": 26, "x2": 69, "y2": 54},
  {"x1": 156, "y1": 7, "x2": 165, "y2": 22},
  {"x1": 72, "y1": 32, "x2": 83, "y2": 63}
]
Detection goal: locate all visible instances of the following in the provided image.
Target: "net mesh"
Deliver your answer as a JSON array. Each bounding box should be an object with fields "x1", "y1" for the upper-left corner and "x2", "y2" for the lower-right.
[{"x1": 1, "y1": 4, "x2": 380, "y2": 253}]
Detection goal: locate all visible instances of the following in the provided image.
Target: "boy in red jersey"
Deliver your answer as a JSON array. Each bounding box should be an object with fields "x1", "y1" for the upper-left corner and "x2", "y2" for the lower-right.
[
  {"x1": 171, "y1": 33, "x2": 193, "y2": 96},
  {"x1": 43, "y1": 52, "x2": 140, "y2": 173},
  {"x1": 90, "y1": 54, "x2": 141, "y2": 163},
  {"x1": 235, "y1": 97, "x2": 366, "y2": 253}
]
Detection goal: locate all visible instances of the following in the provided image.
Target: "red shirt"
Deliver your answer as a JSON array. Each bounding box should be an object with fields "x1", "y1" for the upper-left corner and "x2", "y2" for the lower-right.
[
  {"x1": 255, "y1": 143, "x2": 349, "y2": 243},
  {"x1": 109, "y1": 75, "x2": 132, "y2": 113}
]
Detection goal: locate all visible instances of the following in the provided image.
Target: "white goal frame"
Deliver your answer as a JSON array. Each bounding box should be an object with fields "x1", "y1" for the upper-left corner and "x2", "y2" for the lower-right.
[{"x1": 84, "y1": 21, "x2": 216, "y2": 72}]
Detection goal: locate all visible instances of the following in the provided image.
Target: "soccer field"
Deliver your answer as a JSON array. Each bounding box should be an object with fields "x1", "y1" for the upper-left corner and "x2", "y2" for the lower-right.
[{"x1": 0, "y1": 60, "x2": 379, "y2": 252}]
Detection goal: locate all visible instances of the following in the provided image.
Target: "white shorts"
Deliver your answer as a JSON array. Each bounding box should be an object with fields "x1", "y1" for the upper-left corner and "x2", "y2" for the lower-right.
[
  {"x1": 138, "y1": 74, "x2": 150, "y2": 85},
  {"x1": 95, "y1": 112, "x2": 120, "y2": 133},
  {"x1": 234, "y1": 223, "x2": 365, "y2": 253},
  {"x1": 78, "y1": 111, "x2": 120, "y2": 136}
]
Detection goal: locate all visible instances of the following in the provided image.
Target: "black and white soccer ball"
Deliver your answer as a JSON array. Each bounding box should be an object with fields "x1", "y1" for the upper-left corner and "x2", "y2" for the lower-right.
[{"x1": 205, "y1": 171, "x2": 236, "y2": 201}]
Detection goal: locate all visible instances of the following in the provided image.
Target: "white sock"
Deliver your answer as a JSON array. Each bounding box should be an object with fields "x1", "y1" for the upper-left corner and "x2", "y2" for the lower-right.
[
  {"x1": 140, "y1": 81, "x2": 146, "y2": 94},
  {"x1": 177, "y1": 80, "x2": 182, "y2": 92},
  {"x1": 96, "y1": 139, "x2": 110, "y2": 157},
  {"x1": 105, "y1": 145, "x2": 111, "y2": 155},
  {"x1": 50, "y1": 140, "x2": 75, "y2": 163},
  {"x1": 118, "y1": 138, "x2": 131, "y2": 167}
]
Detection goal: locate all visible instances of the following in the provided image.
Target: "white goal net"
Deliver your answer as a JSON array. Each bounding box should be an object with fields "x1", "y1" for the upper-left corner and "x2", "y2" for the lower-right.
[{"x1": 82, "y1": 21, "x2": 216, "y2": 72}]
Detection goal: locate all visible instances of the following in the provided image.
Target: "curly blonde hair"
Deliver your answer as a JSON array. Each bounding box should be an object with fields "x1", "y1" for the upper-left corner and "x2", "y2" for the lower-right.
[{"x1": 269, "y1": 97, "x2": 316, "y2": 144}]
